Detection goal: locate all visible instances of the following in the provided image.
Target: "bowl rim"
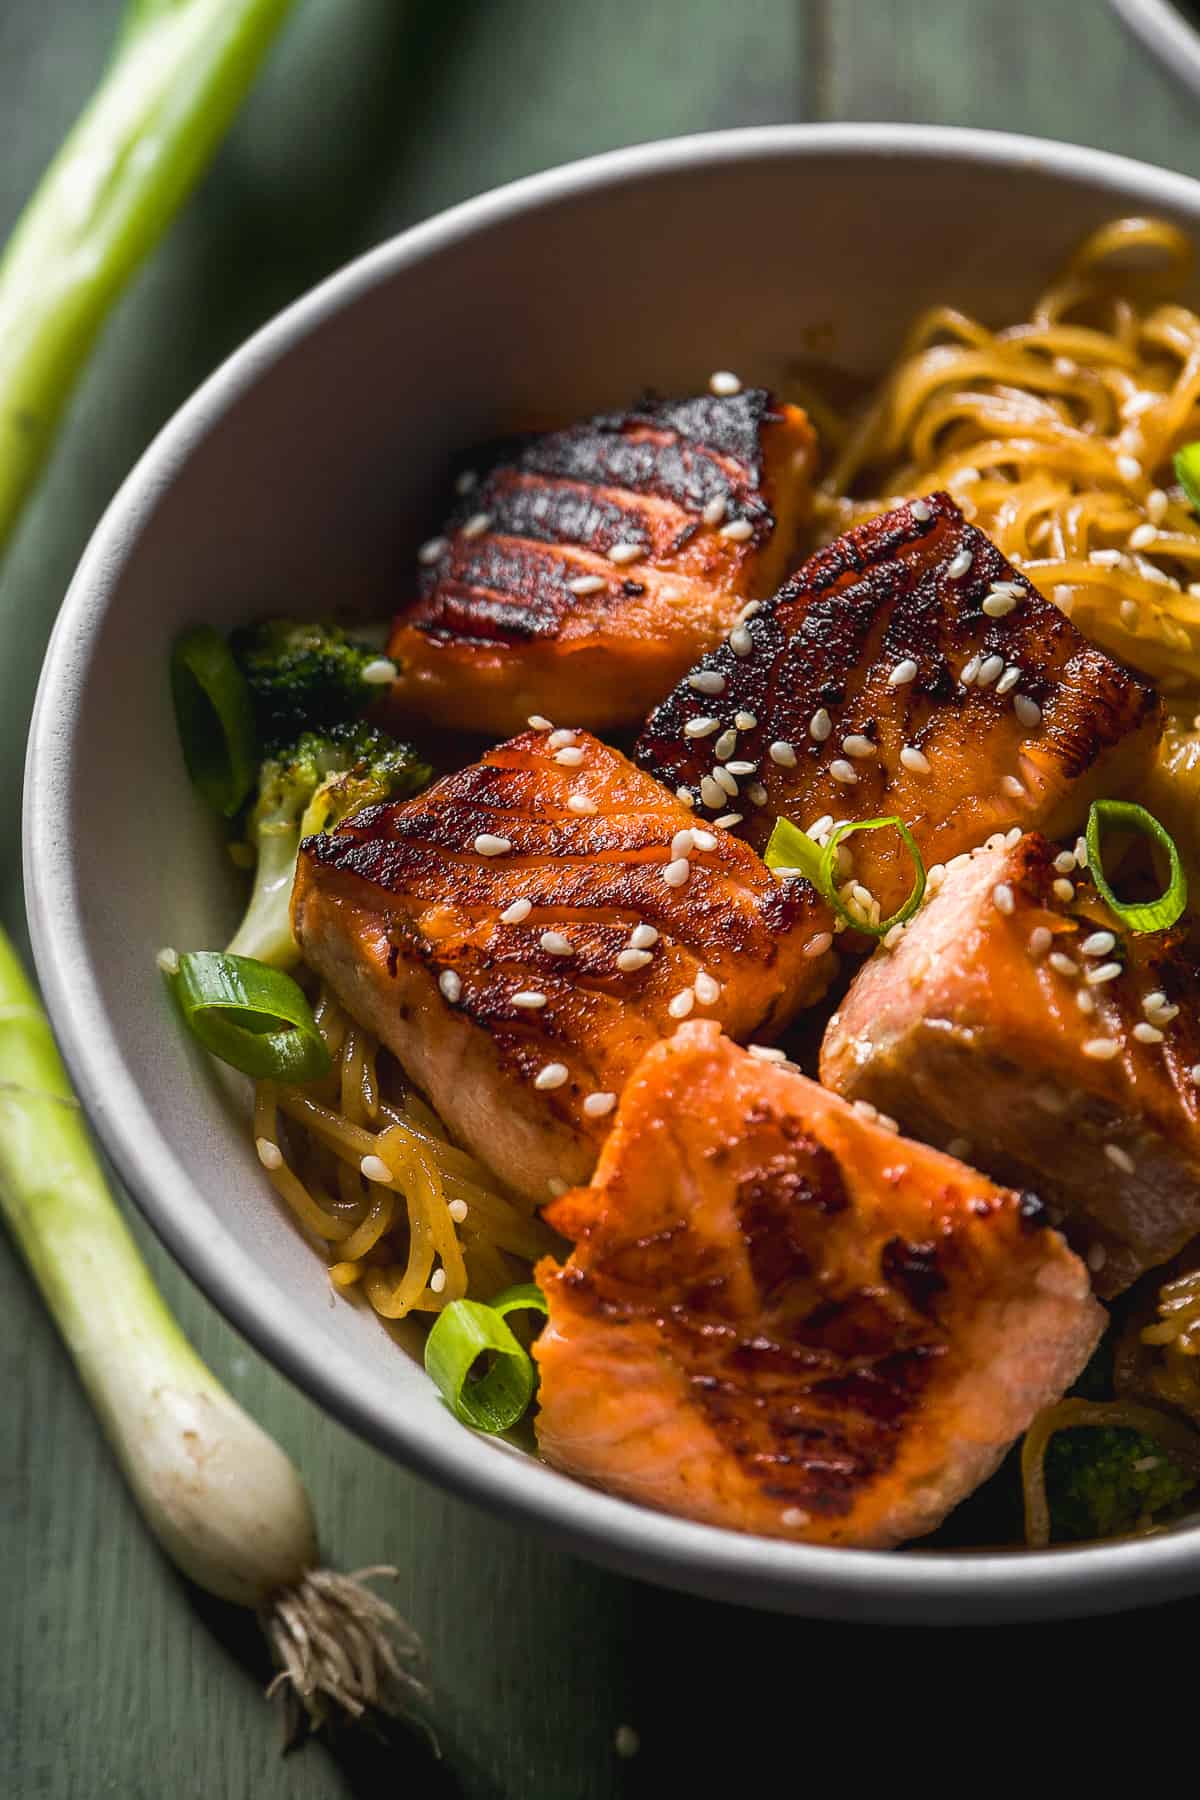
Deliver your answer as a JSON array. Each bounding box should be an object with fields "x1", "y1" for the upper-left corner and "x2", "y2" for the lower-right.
[
  {"x1": 1110, "y1": 0, "x2": 1200, "y2": 97},
  {"x1": 26, "y1": 121, "x2": 1200, "y2": 1622}
]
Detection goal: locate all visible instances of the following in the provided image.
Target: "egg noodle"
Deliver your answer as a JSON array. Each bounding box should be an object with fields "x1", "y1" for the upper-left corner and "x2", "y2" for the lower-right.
[
  {"x1": 255, "y1": 987, "x2": 555, "y2": 1322},
  {"x1": 261, "y1": 217, "x2": 1200, "y2": 1543}
]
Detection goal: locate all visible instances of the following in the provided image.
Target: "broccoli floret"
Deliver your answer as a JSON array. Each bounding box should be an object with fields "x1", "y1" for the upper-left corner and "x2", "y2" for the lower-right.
[
  {"x1": 1045, "y1": 1423, "x2": 1197, "y2": 1542},
  {"x1": 230, "y1": 619, "x2": 392, "y2": 754},
  {"x1": 227, "y1": 722, "x2": 430, "y2": 969}
]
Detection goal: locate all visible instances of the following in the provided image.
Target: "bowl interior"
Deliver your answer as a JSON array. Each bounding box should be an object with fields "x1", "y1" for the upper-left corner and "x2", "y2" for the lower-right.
[{"x1": 27, "y1": 127, "x2": 1200, "y2": 1621}]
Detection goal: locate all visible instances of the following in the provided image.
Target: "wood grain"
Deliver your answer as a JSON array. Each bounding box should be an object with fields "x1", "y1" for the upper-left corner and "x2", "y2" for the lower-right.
[{"x1": 2, "y1": 1, "x2": 1198, "y2": 1794}]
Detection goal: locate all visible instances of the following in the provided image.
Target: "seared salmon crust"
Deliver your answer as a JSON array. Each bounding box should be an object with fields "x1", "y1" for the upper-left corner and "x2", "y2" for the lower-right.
[
  {"x1": 534, "y1": 1023, "x2": 1102, "y2": 1547},
  {"x1": 384, "y1": 390, "x2": 815, "y2": 736},
  {"x1": 636, "y1": 492, "x2": 1162, "y2": 921}
]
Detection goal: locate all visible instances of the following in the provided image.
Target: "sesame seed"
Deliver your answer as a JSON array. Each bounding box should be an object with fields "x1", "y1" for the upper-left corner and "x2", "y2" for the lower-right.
[
  {"x1": 888, "y1": 659, "x2": 918, "y2": 687},
  {"x1": 584, "y1": 1091, "x2": 617, "y2": 1119},
  {"x1": 438, "y1": 970, "x2": 463, "y2": 1002},
  {"x1": 853, "y1": 1099, "x2": 878, "y2": 1120},
  {"x1": 671, "y1": 829, "x2": 695, "y2": 858},
  {"x1": 255, "y1": 1136, "x2": 283, "y2": 1170},
  {"x1": 430, "y1": 1267, "x2": 447, "y2": 1293},
  {"x1": 852, "y1": 883, "x2": 874, "y2": 909},
  {"x1": 500, "y1": 898, "x2": 532, "y2": 924},
  {"x1": 474, "y1": 833, "x2": 512, "y2": 856},
  {"x1": 663, "y1": 857, "x2": 691, "y2": 888},
  {"x1": 709, "y1": 369, "x2": 741, "y2": 396},
  {"x1": 900, "y1": 745, "x2": 931, "y2": 775},
  {"x1": 691, "y1": 830, "x2": 718, "y2": 852},
  {"x1": 1075, "y1": 836, "x2": 1088, "y2": 867},
  {"x1": 555, "y1": 746, "x2": 585, "y2": 767},
  {"x1": 567, "y1": 574, "x2": 607, "y2": 596},
  {"x1": 700, "y1": 776, "x2": 727, "y2": 808},
  {"x1": 770, "y1": 740, "x2": 798, "y2": 767},
  {"x1": 729, "y1": 625, "x2": 753, "y2": 657},
  {"x1": 512, "y1": 990, "x2": 548, "y2": 1008},
  {"x1": 1005, "y1": 826, "x2": 1023, "y2": 846},
  {"x1": 842, "y1": 734, "x2": 876, "y2": 759},
  {"x1": 1076, "y1": 989, "x2": 1096, "y2": 1014},
  {"x1": 1081, "y1": 931, "x2": 1116, "y2": 957},
  {"x1": 548, "y1": 727, "x2": 577, "y2": 750},
  {"x1": 781, "y1": 1507, "x2": 810, "y2": 1528},
  {"x1": 961, "y1": 654, "x2": 981, "y2": 686},
  {"x1": 725, "y1": 760, "x2": 757, "y2": 777},
  {"x1": 991, "y1": 882, "x2": 1015, "y2": 915},
  {"x1": 448, "y1": 1199, "x2": 469, "y2": 1222},
  {"x1": 540, "y1": 931, "x2": 573, "y2": 955},
  {"x1": 976, "y1": 654, "x2": 1004, "y2": 687},
  {"x1": 688, "y1": 669, "x2": 726, "y2": 695},
  {"x1": 155, "y1": 946, "x2": 180, "y2": 976},
  {"x1": 694, "y1": 971, "x2": 721, "y2": 1005},
  {"x1": 1142, "y1": 990, "x2": 1169, "y2": 1014},
  {"x1": 462, "y1": 512, "x2": 492, "y2": 539},
  {"x1": 535, "y1": 1063, "x2": 569, "y2": 1090},
  {"x1": 361, "y1": 1154, "x2": 393, "y2": 1183},
  {"x1": 455, "y1": 469, "x2": 478, "y2": 495},
  {"x1": 668, "y1": 988, "x2": 695, "y2": 1019},
  {"x1": 607, "y1": 540, "x2": 643, "y2": 565},
  {"x1": 1147, "y1": 487, "x2": 1168, "y2": 523},
  {"x1": 1028, "y1": 926, "x2": 1053, "y2": 956},
  {"x1": 946, "y1": 1136, "x2": 972, "y2": 1159},
  {"x1": 995, "y1": 665, "x2": 1022, "y2": 696},
  {"x1": 1082, "y1": 1038, "x2": 1121, "y2": 1060},
  {"x1": 546, "y1": 1177, "x2": 567, "y2": 1197},
  {"x1": 1087, "y1": 1242, "x2": 1109, "y2": 1271},
  {"x1": 1117, "y1": 454, "x2": 1143, "y2": 482},
  {"x1": 946, "y1": 549, "x2": 974, "y2": 578},
  {"x1": 739, "y1": 599, "x2": 762, "y2": 621},
  {"x1": 910, "y1": 498, "x2": 933, "y2": 522},
  {"x1": 712, "y1": 767, "x2": 738, "y2": 796},
  {"x1": 676, "y1": 787, "x2": 695, "y2": 807},
  {"x1": 702, "y1": 495, "x2": 727, "y2": 526},
  {"x1": 1133, "y1": 1021, "x2": 1164, "y2": 1043},
  {"x1": 418, "y1": 534, "x2": 448, "y2": 564},
  {"x1": 1149, "y1": 1000, "x2": 1180, "y2": 1024},
  {"x1": 1089, "y1": 548, "x2": 1122, "y2": 567},
  {"x1": 1049, "y1": 952, "x2": 1079, "y2": 978},
  {"x1": 629, "y1": 923, "x2": 659, "y2": 949},
  {"x1": 1105, "y1": 1144, "x2": 1135, "y2": 1174},
  {"x1": 713, "y1": 812, "x2": 742, "y2": 829},
  {"x1": 1052, "y1": 851, "x2": 1076, "y2": 875},
  {"x1": 1002, "y1": 774, "x2": 1027, "y2": 804},
  {"x1": 1014, "y1": 694, "x2": 1042, "y2": 728},
  {"x1": 567, "y1": 794, "x2": 597, "y2": 815},
  {"x1": 805, "y1": 709, "x2": 831, "y2": 744},
  {"x1": 615, "y1": 1725, "x2": 640, "y2": 1759},
  {"x1": 617, "y1": 948, "x2": 653, "y2": 973},
  {"x1": 1191, "y1": 1065, "x2": 1200, "y2": 1082},
  {"x1": 1052, "y1": 878, "x2": 1075, "y2": 903},
  {"x1": 735, "y1": 710, "x2": 757, "y2": 730},
  {"x1": 747, "y1": 782, "x2": 768, "y2": 806},
  {"x1": 748, "y1": 1044, "x2": 787, "y2": 1064},
  {"x1": 1120, "y1": 599, "x2": 1140, "y2": 630},
  {"x1": 829, "y1": 760, "x2": 858, "y2": 785},
  {"x1": 1129, "y1": 522, "x2": 1157, "y2": 551},
  {"x1": 719, "y1": 518, "x2": 754, "y2": 542},
  {"x1": 528, "y1": 714, "x2": 553, "y2": 731},
  {"x1": 982, "y1": 593, "x2": 1016, "y2": 618},
  {"x1": 714, "y1": 729, "x2": 738, "y2": 761},
  {"x1": 1086, "y1": 961, "x2": 1122, "y2": 985},
  {"x1": 361, "y1": 657, "x2": 398, "y2": 685}
]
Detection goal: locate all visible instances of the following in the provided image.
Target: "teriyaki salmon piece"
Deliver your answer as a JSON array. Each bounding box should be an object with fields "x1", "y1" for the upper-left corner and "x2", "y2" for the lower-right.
[
  {"x1": 291, "y1": 729, "x2": 835, "y2": 1204},
  {"x1": 384, "y1": 390, "x2": 816, "y2": 737},
  {"x1": 636, "y1": 493, "x2": 1162, "y2": 921},
  {"x1": 533, "y1": 1021, "x2": 1102, "y2": 1547},
  {"x1": 821, "y1": 832, "x2": 1200, "y2": 1296}
]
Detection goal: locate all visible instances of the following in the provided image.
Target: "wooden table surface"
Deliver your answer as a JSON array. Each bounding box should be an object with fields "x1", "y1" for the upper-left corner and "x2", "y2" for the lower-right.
[{"x1": 4, "y1": 3, "x2": 1200, "y2": 1794}]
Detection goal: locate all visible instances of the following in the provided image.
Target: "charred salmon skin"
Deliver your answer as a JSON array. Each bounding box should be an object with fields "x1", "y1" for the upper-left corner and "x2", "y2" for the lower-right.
[
  {"x1": 636, "y1": 494, "x2": 1162, "y2": 921},
  {"x1": 534, "y1": 1021, "x2": 1102, "y2": 1547},
  {"x1": 292, "y1": 729, "x2": 835, "y2": 1204},
  {"x1": 384, "y1": 390, "x2": 815, "y2": 736},
  {"x1": 821, "y1": 832, "x2": 1200, "y2": 1296}
]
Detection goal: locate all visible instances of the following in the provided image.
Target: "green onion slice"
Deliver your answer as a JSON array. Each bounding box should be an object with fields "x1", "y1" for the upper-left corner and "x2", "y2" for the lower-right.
[
  {"x1": 487, "y1": 1283, "x2": 549, "y2": 1323},
  {"x1": 170, "y1": 951, "x2": 331, "y2": 1083},
  {"x1": 1174, "y1": 443, "x2": 1200, "y2": 514},
  {"x1": 425, "y1": 1298, "x2": 538, "y2": 1432},
  {"x1": 170, "y1": 626, "x2": 257, "y2": 817},
  {"x1": 765, "y1": 813, "x2": 926, "y2": 939},
  {"x1": 1085, "y1": 799, "x2": 1187, "y2": 933}
]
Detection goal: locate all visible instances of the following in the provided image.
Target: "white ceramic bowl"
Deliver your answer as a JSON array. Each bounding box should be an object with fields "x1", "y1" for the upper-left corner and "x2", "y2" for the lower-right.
[{"x1": 26, "y1": 125, "x2": 1200, "y2": 1622}]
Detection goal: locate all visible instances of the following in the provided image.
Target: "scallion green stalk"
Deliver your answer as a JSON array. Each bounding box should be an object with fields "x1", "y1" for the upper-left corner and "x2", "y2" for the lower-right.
[
  {"x1": 0, "y1": 0, "x2": 297, "y2": 549},
  {"x1": 0, "y1": 926, "x2": 424, "y2": 1730}
]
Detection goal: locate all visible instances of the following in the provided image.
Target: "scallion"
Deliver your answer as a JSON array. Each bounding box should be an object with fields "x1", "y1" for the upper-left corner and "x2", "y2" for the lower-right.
[
  {"x1": 424, "y1": 1285, "x2": 548, "y2": 1433},
  {"x1": 1174, "y1": 442, "x2": 1200, "y2": 514},
  {"x1": 170, "y1": 950, "x2": 331, "y2": 1082},
  {"x1": 170, "y1": 626, "x2": 258, "y2": 816},
  {"x1": 765, "y1": 813, "x2": 927, "y2": 939},
  {"x1": 1085, "y1": 799, "x2": 1187, "y2": 933}
]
